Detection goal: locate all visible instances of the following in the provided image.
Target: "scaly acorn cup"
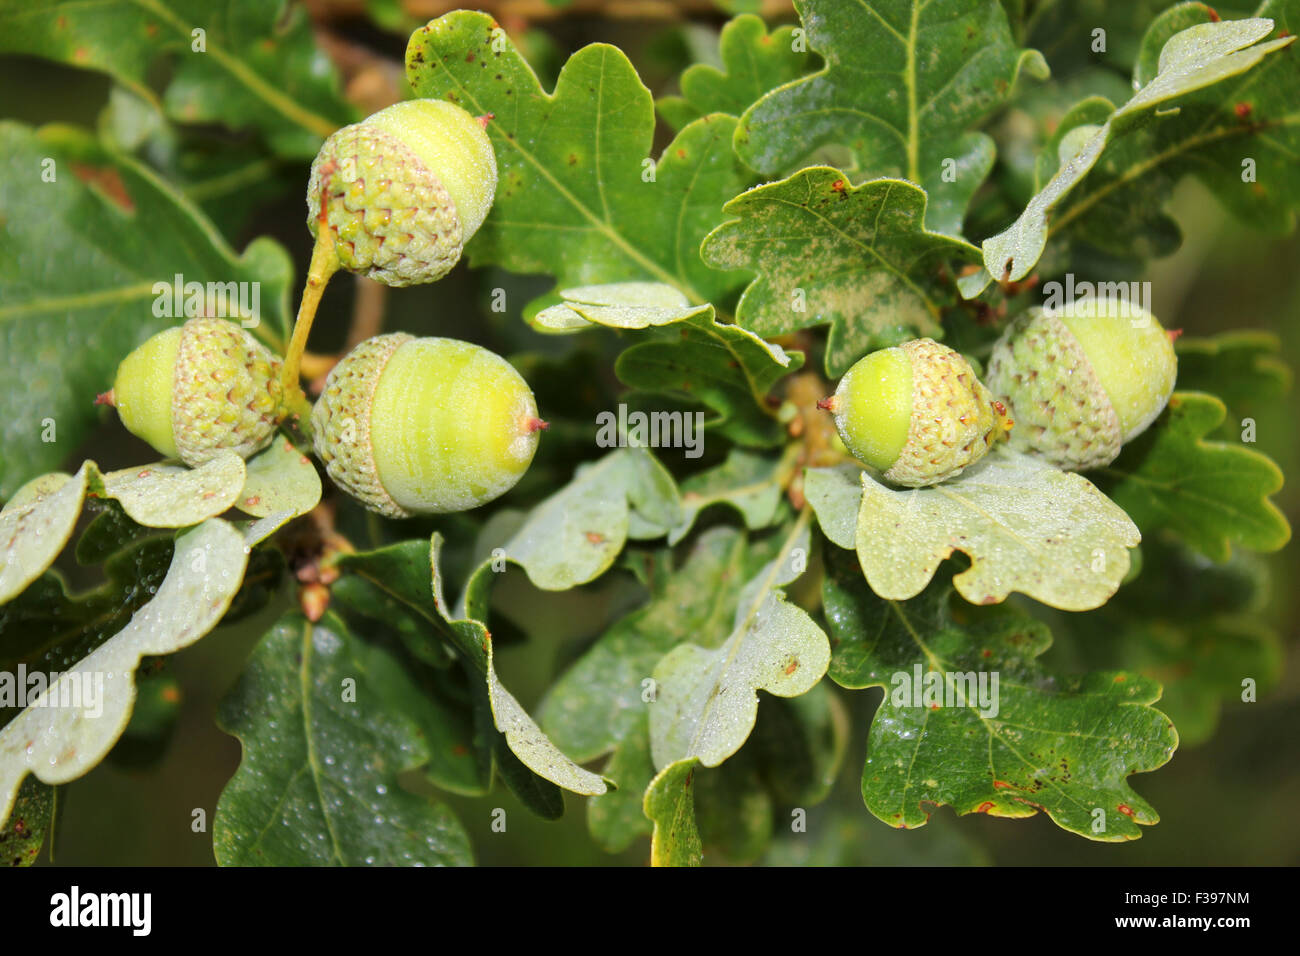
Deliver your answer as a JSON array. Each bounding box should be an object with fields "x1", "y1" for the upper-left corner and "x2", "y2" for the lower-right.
[
  {"x1": 306, "y1": 99, "x2": 498, "y2": 288},
  {"x1": 311, "y1": 335, "x2": 544, "y2": 517},
  {"x1": 820, "y1": 338, "x2": 1013, "y2": 488},
  {"x1": 984, "y1": 301, "x2": 1178, "y2": 471},
  {"x1": 98, "y1": 318, "x2": 283, "y2": 467}
]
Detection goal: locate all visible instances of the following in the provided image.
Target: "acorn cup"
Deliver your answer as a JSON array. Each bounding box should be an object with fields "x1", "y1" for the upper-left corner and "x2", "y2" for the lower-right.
[
  {"x1": 821, "y1": 338, "x2": 1013, "y2": 488},
  {"x1": 99, "y1": 317, "x2": 283, "y2": 466},
  {"x1": 984, "y1": 301, "x2": 1178, "y2": 471},
  {"x1": 311, "y1": 334, "x2": 545, "y2": 517}
]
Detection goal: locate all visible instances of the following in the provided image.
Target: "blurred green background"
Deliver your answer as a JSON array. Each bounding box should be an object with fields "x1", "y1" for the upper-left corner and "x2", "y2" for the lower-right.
[{"x1": 1, "y1": 0, "x2": 1296, "y2": 865}]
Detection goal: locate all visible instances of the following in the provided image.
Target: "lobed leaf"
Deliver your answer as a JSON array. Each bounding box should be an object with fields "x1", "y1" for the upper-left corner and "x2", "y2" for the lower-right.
[
  {"x1": 807, "y1": 450, "x2": 1141, "y2": 611},
  {"x1": 962, "y1": 12, "x2": 1295, "y2": 294},
  {"x1": 657, "y1": 14, "x2": 811, "y2": 131},
  {"x1": 644, "y1": 758, "x2": 702, "y2": 867},
  {"x1": 735, "y1": 0, "x2": 1048, "y2": 235},
  {"x1": 214, "y1": 612, "x2": 472, "y2": 866},
  {"x1": 703, "y1": 169, "x2": 981, "y2": 376},
  {"x1": 1098, "y1": 392, "x2": 1291, "y2": 561},
  {"x1": 649, "y1": 514, "x2": 831, "y2": 769},
  {"x1": 406, "y1": 11, "x2": 754, "y2": 314},
  {"x1": 536, "y1": 282, "x2": 801, "y2": 447},
  {"x1": 822, "y1": 551, "x2": 1178, "y2": 841},
  {"x1": 0, "y1": 0, "x2": 351, "y2": 157},
  {"x1": 0, "y1": 518, "x2": 251, "y2": 827}
]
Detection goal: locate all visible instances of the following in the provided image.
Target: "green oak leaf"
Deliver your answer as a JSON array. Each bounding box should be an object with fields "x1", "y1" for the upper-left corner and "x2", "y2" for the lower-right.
[
  {"x1": 0, "y1": 122, "x2": 293, "y2": 498},
  {"x1": 1175, "y1": 330, "x2": 1292, "y2": 410},
  {"x1": 406, "y1": 11, "x2": 754, "y2": 312},
  {"x1": 822, "y1": 550, "x2": 1178, "y2": 841},
  {"x1": 543, "y1": 523, "x2": 843, "y2": 857},
  {"x1": 214, "y1": 612, "x2": 472, "y2": 866},
  {"x1": 235, "y1": 437, "x2": 322, "y2": 519},
  {"x1": 670, "y1": 448, "x2": 790, "y2": 545},
  {"x1": 333, "y1": 540, "x2": 564, "y2": 816},
  {"x1": 649, "y1": 513, "x2": 831, "y2": 769},
  {"x1": 963, "y1": 12, "x2": 1295, "y2": 294},
  {"x1": 540, "y1": 527, "x2": 754, "y2": 852},
  {"x1": 1098, "y1": 392, "x2": 1291, "y2": 561},
  {"x1": 1060, "y1": 538, "x2": 1281, "y2": 746},
  {"x1": 328, "y1": 578, "x2": 482, "y2": 797},
  {"x1": 428, "y1": 537, "x2": 608, "y2": 798},
  {"x1": 535, "y1": 283, "x2": 801, "y2": 446},
  {"x1": 0, "y1": 777, "x2": 57, "y2": 867},
  {"x1": 459, "y1": 448, "x2": 683, "y2": 603},
  {"x1": 0, "y1": 0, "x2": 351, "y2": 158},
  {"x1": 644, "y1": 758, "x2": 702, "y2": 866},
  {"x1": 657, "y1": 15, "x2": 811, "y2": 131},
  {"x1": 702, "y1": 169, "x2": 982, "y2": 377},
  {"x1": 100, "y1": 453, "x2": 247, "y2": 527},
  {"x1": 0, "y1": 453, "x2": 288, "y2": 606},
  {"x1": 0, "y1": 518, "x2": 253, "y2": 827},
  {"x1": 806, "y1": 450, "x2": 1141, "y2": 611},
  {"x1": 0, "y1": 464, "x2": 96, "y2": 605},
  {"x1": 735, "y1": 0, "x2": 1048, "y2": 235},
  {"x1": 2, "y1": 505, "x2": 281, "y2": 682}
]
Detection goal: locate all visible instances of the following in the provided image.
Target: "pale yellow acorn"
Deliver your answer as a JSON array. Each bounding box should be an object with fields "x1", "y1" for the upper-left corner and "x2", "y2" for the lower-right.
[
  {"x1": 306, "y1": 99, "x2": 498, "y2": 287},
  {"x1": 985, "y1": 301, "x2": 1178, "y2": 471},
  {"x1": 311, "y1": 335, "x2": 544, "y2": 517},
  {"x1": 821, "y1": 338, "x2": 1012, "y2": 487},
  {"x1": 99, "y1": 318, "x2": 283, "y2": 466}
]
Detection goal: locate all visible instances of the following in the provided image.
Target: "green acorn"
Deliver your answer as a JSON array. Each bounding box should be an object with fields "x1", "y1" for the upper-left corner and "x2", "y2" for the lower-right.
[
  {"x1": 820, "y1": 338, "x2": 1013, "y2": 487},
  {"x1": 984, "y1": 301, "x2": 1177, "y2": 471},
  {"x1": 311, "y1": 335, "x2": 544, "y2": 517},
  {"x1": 99, "y1": 318, "x2": 283, "y2": 466},
  {"x1": 306, "y1": 99, "x2": 497, "y2": 287}
]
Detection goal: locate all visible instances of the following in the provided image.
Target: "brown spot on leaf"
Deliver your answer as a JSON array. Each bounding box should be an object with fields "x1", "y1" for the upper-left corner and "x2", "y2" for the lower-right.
[{"x1": 72, "y1": 163, "x2": 135, "y2": 213}]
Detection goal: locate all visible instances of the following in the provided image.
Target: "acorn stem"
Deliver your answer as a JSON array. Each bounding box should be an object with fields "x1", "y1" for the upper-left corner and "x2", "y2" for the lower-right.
[{"x1": 280, "y1": 225, "x2": 340, "y2": 414}]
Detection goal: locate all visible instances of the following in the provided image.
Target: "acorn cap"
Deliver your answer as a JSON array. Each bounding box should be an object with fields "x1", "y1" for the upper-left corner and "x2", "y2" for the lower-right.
[
  {"x1": 311, "y1": 332, "x2": 413, "y2": 517},
  {"x1": 306, "y1": 100, "x2": 497, "y2": 287},
  {"x1": 111, "y1": 318, "x2": 283, "y2": 467},
  {"x1": 831, "y1": 338, "x2": 1011, "y2": 488}
]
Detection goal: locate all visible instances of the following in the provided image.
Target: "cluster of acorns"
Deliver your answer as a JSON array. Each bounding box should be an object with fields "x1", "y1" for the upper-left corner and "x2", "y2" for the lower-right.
[
  {"x1": 821, "y1": 301, "x2": 1179, "y2": 486},
  {"x1": 101, "y1": 99, "x2": 546, "y2": 517},
  {"x1": 100, "y1": 98, "x2": 1180, "y2": 515}
]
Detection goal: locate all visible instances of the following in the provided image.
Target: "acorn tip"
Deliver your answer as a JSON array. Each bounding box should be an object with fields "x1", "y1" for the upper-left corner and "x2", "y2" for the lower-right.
[
  {"x1": 816, "y1": 396, "x2": 838, "y2": 412},
  {"x1": 525, "y1": 417, "x2": 549, "y2": 433},
  {"x1": 94, "y1": 389, "x2": 116, "y2": 407},
  {"x1": 477, "y1": 113, "x2": 495, "y2": 129}
]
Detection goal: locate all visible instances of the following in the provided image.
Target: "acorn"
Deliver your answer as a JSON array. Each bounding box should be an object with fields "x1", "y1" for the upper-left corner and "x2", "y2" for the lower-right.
[
  {"x1": 311, "y1": 335, "x2": 544, "y2": 516},
  {"x1": 984, "y1": 301, "x2": 1177, "y2": 471},
  {"x1": 99, "y1": 318, "x2": 283, "y2": 466},
  {"x1": 820, "y1": 338, "x2": 1012, "y2": 487},
  {"x1": 306, "y1": 99, "x2": 497, "y2": 287}
]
